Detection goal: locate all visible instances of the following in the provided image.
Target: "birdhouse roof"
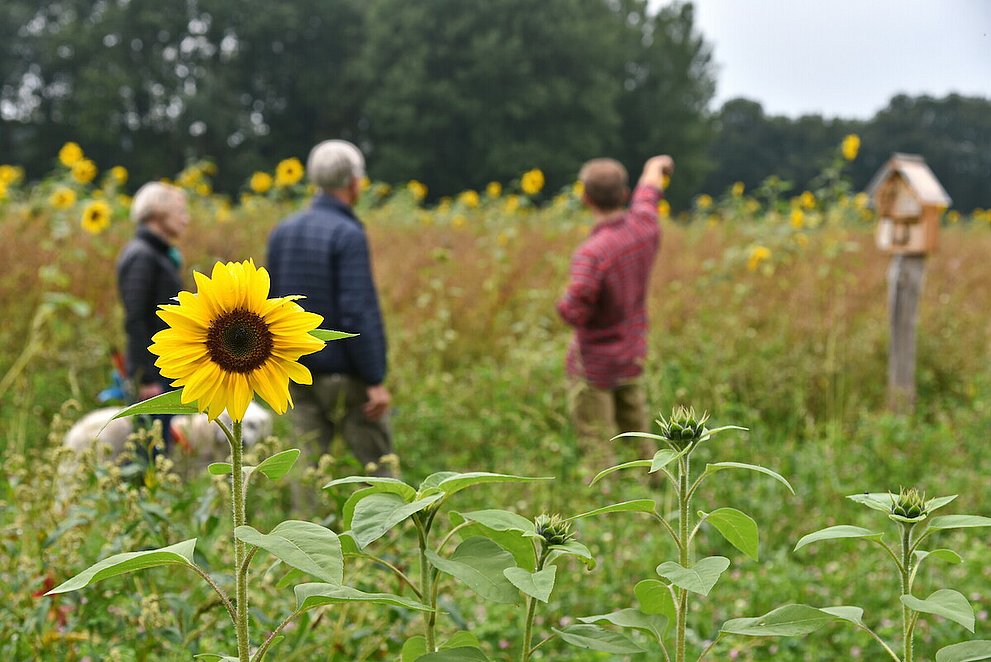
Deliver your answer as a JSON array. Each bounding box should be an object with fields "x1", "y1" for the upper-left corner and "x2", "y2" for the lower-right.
[{"x1": 866, "y1": 153, "x2": 952, "y2": 207}]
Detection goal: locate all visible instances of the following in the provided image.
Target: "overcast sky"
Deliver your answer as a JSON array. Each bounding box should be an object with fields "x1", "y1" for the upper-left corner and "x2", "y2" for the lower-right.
[{"x1": 667, "y1": 0, "x2": 991, "y2": 119}]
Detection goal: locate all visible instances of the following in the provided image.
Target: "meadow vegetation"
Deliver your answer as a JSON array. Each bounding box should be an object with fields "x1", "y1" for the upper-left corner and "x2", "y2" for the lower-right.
[{"x1": 1, "y1": 149, "x2": 990, "y2": 660}]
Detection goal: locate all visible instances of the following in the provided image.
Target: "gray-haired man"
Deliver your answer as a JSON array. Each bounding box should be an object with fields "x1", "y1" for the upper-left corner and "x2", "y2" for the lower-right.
[{"x1": 266, "y1": 140, "x2": 396, "y2": 477}]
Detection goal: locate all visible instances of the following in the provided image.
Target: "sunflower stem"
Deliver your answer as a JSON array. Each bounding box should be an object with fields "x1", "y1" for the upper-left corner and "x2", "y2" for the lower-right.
[{"x1": 231, "y1": 420, "x2": 250, "y2": 662}]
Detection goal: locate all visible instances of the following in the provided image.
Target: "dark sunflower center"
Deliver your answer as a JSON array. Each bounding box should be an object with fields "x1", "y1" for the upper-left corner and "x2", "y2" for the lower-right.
[{"x1": 206, "y1": 308, "x2": 274, "y2": 373}]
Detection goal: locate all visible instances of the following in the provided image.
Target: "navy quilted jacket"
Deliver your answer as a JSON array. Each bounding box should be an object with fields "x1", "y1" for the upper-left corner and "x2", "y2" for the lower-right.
[{"x1": 266, "y1": 195, "x2": 387, "y2": 385}]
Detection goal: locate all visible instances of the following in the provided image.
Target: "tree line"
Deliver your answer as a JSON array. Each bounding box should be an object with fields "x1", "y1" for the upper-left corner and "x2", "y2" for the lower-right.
[{"x1": 2, "y1": 1, "x2": 988, "y2": 211}]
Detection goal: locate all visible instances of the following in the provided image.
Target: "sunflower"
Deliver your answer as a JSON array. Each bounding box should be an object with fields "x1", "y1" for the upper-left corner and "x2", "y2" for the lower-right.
[
  {"x1": 520, "y1": 168, "x2": 544, "y2": 196},
  {"x1": 841, "y1": 134, "x2": 860, "y2": 161},
  {"x1": 59, "y1": 142, "x2": 84, "y2": 167},
  {"x1": 80, "y1": 201, "x2": 111, "y2": 234},
  {"x1": 51, "y1": 187, "x2": 78, "y2": 209},
  {"x1": 249, "y1": 171, "x2": 272, "y2": 194},
  {"x1": 150, "y1": 260, "x2": 325, "y2": 421},
  {"x1": 71, "y1": 159, "x2": 98, "y2": 184},
  {"x1": 275, "y1": 157, "x2": 304, "y2": 187}
]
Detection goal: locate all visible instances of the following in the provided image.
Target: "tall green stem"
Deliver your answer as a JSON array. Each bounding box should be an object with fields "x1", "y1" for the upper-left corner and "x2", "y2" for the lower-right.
[
  {"x1": 676, "y1": 454, "x2": 691, "y2": 662},
  {"x1": 521, "y1": 547, "x2": 550, "y2": 662},
  {"x1": 900, "y1": 524, "x2": 914, "y2": 662},
  {"x1": 416, "y1": 519, "x2": 436, "y2": 652},
  {"x1": 231, "y1": 420, "x2": 250, "y2": 662}
]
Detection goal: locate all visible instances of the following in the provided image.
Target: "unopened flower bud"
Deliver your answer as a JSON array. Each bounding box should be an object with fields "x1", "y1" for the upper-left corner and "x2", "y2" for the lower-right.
[
  {"x1": 658, "y1": 406, "x2": 710, "y2": 447},
  {"x1": 891, "y1": 487, "x2": 929, "y2": 522},
  {"x1": 534, "y1": 513, "x2": 575, "y2": 546}
]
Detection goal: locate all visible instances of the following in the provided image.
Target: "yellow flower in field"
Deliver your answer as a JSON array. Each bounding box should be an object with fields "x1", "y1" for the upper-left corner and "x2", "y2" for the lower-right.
[
  {"x1": 497, "y1": 231, "x2": 510, "y2": 247},
  {"x1": 521, "y1": 168, "x2": 544, "y2": 196},
  {"x1": 373, "y1": 182, "x2": 391, "y2": 197},
  {"x1": 504, "y1": 195, "x2": 521, "y2": 214},
  {"x1": 178, "y1": 168, "x2": 201, "y2": 188},
  {"x1": 745, "y1": 199, "x2": 761, "y2": 214},
  {"x1": 572, "y1": 180, "x2": 584, "y2": 197},
  {"x1": 50, "y1": 187, "x2": 77, "y2": 209},
  {"x1": 0, "y1": 181, "x2": 7, "y2": 200},
  {"x1": 250, "y1": 172, "x2": 273, "y2": 194},
  {"x1": 731, "y1": 181, "x2": 745, "y2": 197},
  {"x1": 118, "y1": 194, "x2": 132, "y2": 208},
  {"x1": 658, "y1": 199, "x2": 671, "y2": 218},
  {"x1": 216, "y1": 201, "x2": 232, "y2": 223},
  {"x1": 150, "y1": 260, "x2": 325, "y2": 421},
  {"x1": 662, "y1": 174, "x2": 671, "y2": 190},
  {"x1": 109, "y1": 166, "x2": 128, "y2": 186},
  {"x1": 486, "y1": 181, "x2": 502, "y2": 198},
  {"x1": 275, "y1": 157, "x2": 304, "y2": 187},
  {"x1": 747, "y1": 245, "x2": 771, "y2": 271},
  {"x1": 202, "y1": 161, "x2": 218, "y2": 176},
  {"x1": 451, "y1": 214, "x2": 467, "y2": 229},
  {"x1": 80, "y1": 200, "x2": 111, "y2": 234},
  {"x1": 196, "y1": 182, "x2": 212, "y2": 197},
  {"x1": 696, "y1": 194, "x2": 713, "y2": 210},
  {"x1": 800, "y1": 191, "x2": 816, "y2": 209},
  {"x1": 59, "y1": 142, "x2": 84, "y2": 167},
  {"x1": 946, "y1": 210, "x2": 960, "y2": 224},
  {"x1": 790, "y1": 208, "x2": 805, "y2": 229},
  {"x1": 458, "y1": 189, "x2": 480, "y2": 208},
  {"x1": 841, "y1": 134, "x2": 860, "y2": 161},
  {"x1": 853, "y1": 192, "x2": 869, "y2": 210},
  {"x1": 794, "y1": 232, "x2": 809, "y2": 247},
  {"x1": 0, "y1": 164, "x2": 23, "y2": 185},
  {"x1": 71, "y1": 159, "x2": 98, "y2": 184},
  {"x1": 359, "y1": 176, "x2": 371, "y2": 192},
  {"x1": 407, "y1": 179, "x2": 428, "y2": 201}
]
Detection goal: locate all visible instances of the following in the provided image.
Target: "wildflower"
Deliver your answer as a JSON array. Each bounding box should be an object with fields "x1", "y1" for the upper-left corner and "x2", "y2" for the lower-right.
[
  {"x1": 657, "y1": 406, "x2": 710, "y2": 448},
  {"x1": 71, "y1": 159, "x2": 98, "y2": 185},
  {"x1": 841, "y1": 134, "x2": 861, "y2": 161},
  {"x1": 521, "y1": 168, "x2": 545, "y2": 196},
  {"x1": 696, "y1": 194, "x2": 713, "y2": 210},
  {"x1": 572, "y1": 180, "x2": 584, "y2": 197},
  {"x1": 504, "y1": 195, "x2": 520, "y2": 214},
  {"x1": 109, "y1": 166, "x2": 128, "y2": 186},
  {"x1": 249, "y1": 172, "x2": 273, "y2": 194},
  {"x1": 790, "y1": 208, "x2": 805, "y2": 229},
  {"x1": 359, "y1": 176, "x2": 371, "y2": 192},
  {"x1": 745, "y1": 199, "x2": 761, "y2": 214},
  {"x1": 216, "y1": 201, "x2": 232, "y2": 223},
  {"x1": 534, "y1": 514, "x2": 575, "y2": 546},
  {"x1": 731, "y1": 181, "x2": 745, "y2": 197},
  {"x1": 407, "y1": 180, "x2": 428, "y2": 201},
  {"x1": 458, "y1": 189, "x2": 480, "y2": 208},
  {"x1": 486, "y1": 181, "x2": 502, "y2": 198},
  {"x1": 853, "y1": 192, "x2": 869, "y2": 210},
  {"x1": 196, "y1": 182, "x2": 212, "y2": 197},
  {"x1": 747, "y1": 245, "x2": 771, "y2": 271},
  {"x1": 658, "y1": 199, "x2": 671, "y2": 219},
  {"x1": 202, "y1": 162, "x2": 218, "y2": 176},
  {"x1": 117, "y1": 194, "x2": 132, "y2": 208},
  {"x1": 0, "y1": 164, "x2": 23, "y2": 185},
  {"x1": 275, "y1": 157, "x2": 304, "y2": 187},
  {"x1": 0, "y1": 181, "x2": 6, "y2": 200},
  {"x1": 662, "y1": 174, "x2": 671, "y2": 190},
  {"x1": 800, "y1": 191, "x2": 816, "y2": 210},
  {"x1": 373, "y1": 182, "x2": 391, "y2": 197},
  {"x1": 80, "y1": 201, "x2": 111, "y2": 234},
  {"x1": 451, "y1": 214, "x2": 467, "y2": 229},
  {"x1": 58, "y1": 142, "x2": 84, "y2": 167},
  {"x1": 946, "y1": 210, "x2": 960, "y2": 224},
  {"x1": 178, "y1": 168, "x2": 201, "y2": 188},
  {"x1": 50, "y1": 187, "x2": 78, "y2": 209},
  {"x1": 149, "y1": 260, "x2": 325, "y2": 421}
]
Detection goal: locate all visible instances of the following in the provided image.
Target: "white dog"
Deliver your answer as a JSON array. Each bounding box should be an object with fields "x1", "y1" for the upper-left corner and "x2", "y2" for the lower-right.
[{"x1": 63, "y1": 400, "x2": 273, "y2": 473}]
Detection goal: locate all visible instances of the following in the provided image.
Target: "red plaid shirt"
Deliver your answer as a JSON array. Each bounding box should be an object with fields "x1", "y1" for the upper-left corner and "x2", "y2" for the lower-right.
[{"x1": 556, "y1": 184, "x2": 662, "y2": 389}]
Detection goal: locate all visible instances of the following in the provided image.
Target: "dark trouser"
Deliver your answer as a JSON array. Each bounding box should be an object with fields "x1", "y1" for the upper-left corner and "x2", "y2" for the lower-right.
[
  {"x1": 289, "y1": 375, "x2": 395, "y2": 477},
  {"x1": 567, "y1": 377, "x2": 650, "y2": 472}
]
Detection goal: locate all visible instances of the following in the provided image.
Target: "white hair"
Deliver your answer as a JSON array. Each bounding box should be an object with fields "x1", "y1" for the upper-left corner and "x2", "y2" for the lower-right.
[
  {"x1": 307, "y1": 140, "x2": 365, "y2": 190},
  {"x1": 130, "y1": 182, "x2": 185, "y2": 224}
]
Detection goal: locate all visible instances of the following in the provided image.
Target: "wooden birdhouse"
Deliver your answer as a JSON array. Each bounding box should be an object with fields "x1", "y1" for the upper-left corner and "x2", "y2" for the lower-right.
[{"x1": 867, "y1": 153, "x2": 951, "y2": 255}]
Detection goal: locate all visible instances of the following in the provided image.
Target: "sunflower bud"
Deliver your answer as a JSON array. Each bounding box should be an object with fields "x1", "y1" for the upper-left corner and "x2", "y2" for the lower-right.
[
  {"x1": 657, "y1": 406, "x2": 710, "y2": 447},
  {"x1": 890, "y1": 487, "x2": 929, "y2": 522},
  {"x1": 534, "y1": 514, "x2": 574, "y2": 546}
]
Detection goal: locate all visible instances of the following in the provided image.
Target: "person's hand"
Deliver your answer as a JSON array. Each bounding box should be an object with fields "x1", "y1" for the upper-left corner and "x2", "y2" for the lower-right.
[
  {"x1": 639, "y1": 155, "x2": 675, "y2": 189},
  {"x1": 363, "y1": 384, "x2": 391, "y2": 421},
  {"x1": 138, "y1": 382, "x2": 165, "y2": 401}
]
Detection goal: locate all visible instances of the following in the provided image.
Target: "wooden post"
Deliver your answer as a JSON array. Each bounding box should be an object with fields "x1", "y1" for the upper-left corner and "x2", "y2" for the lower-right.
[{"x1": 887, "y1": 254, "x2": 926, "y2": 413}]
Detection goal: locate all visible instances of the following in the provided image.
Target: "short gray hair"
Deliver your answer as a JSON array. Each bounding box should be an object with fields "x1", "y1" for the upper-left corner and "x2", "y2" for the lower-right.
[
  {"x1": 307, "y1": 140, "x2": 365, "y2": 190},
  {"x1": 130, "y1": 182, "x2": 185, "y2": 224}
]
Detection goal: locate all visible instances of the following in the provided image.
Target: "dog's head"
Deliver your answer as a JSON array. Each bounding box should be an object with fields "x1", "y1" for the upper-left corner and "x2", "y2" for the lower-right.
[{"x1": 171, "y1": 401, "x2": 273, "y2": 452}]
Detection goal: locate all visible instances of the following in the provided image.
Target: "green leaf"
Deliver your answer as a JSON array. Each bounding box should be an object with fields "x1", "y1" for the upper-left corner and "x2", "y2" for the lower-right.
[
  {"x1": 418, "y1": 648, "x2": 488, "y2": 661},
  {"x1": 418, "y1": 471, "x2": 460, "y2": 491},
  {"x1": 451, "y1": 520, "x2": 537, "y2": 572},
  {"x1": 655, "y1": 556, "x2": 730, "y2": 596},
  {"x1": 351, "y1": 492, "x2": 444, "y2": 548},
  {"x1": 820, "y1": 606, "x2": 865, "y2": 627},
  {"x1": 235, "y1": 521, "x2": 342, "y2": 584},
  {"x1": 323, "y1": 475, "x2": 416, "y2": 502},
  {"x1": 651, "y1": 447, "x2": 688, "y2": 473},
  {"x1": 901, "y1": 589, "x2": 975, "y2": 632},
  {"x1": 442, "y1": 631, "x2": 482, "y2": 650},
  {"x1": 254, "y1": 449, "x2": 301, "y2": 480},
  {"x1": 928, "y1": 515, "x2": 991, "y2": 531},
  {"x1": 704, "y1": 462, "x2": 795, "y2": 494},
  {"x1": 425, "y1": 537, "x2": 518, "y2": 604},
  {"x1": 588, "y1": 459, "x2": 652, "y2": 486},
  {"x1": 635, "y1": 579, "x2": 677, "y2": 630},
  {"x1": 936, "y1": 640, "x2": 991, "y2": 662},
  {"x1": 577, "y1": 608, "x2": 667, "y2": 642},
  {"x1": 193, "y1": 655, "x2": 239, "y2": 662},
  {"x1": 720, "y1": 604, "x2": 839, "y2": 637},
  {"x1": 553, "y1": 624, "x2": 646, "y2": 654},
  {"x1": 309, "y1": 328, "x2": 357, "y2": 342},
  {"x1": 294, "y1": 583, "x2": 431, "y2": 612},
  {"x1": 568, "y1": 499, "x2": 656, "y2": 521},
  {"x1": 547, "y1": 540, "x2": 596, "y2": 570},
  {"x1": 451, "y1": 509, "x2": 537, "y2": 536},
  {"x1": 847, "y1": 492, "x2": 898, "y2": 512},
  {"x1": 504, "y1": 566, "x2": 556, "y2": 603},
  {"x1": 430, "y1": 472, "x2": 553, "y2": 500},
  {"x1": 110, "y1": 389, "x2": 200, "y2": 419},
  {"x1": 45, "y1": 539, "x2": 196, "y2": 595},
  {"x1": 338, "y1": 532, "x2": 361, "y2": 556},
  {"x1": 915, "y1": 548, "x2": 964, "y2": 566},
  {"x1": 401, "y1": 636, "x2": 428, "y2": 662},
  {"x1": 208, "y1": 462, "x2": 232, "y2": 476},
  {"x1": 701, "y1": 507, "x2": 760, "y2": 561},
  {"x1": 794, "y1": 525, "x2": 884, "y2": 552}
]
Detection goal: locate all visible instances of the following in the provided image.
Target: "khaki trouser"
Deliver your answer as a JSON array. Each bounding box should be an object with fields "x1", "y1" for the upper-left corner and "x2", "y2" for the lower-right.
[
  {"x1": 289, "y1": 375, "x2": 395, "y2": 477},
  {"x1": 567, "y1": 377, "x2": 650, "y2": 471}
]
